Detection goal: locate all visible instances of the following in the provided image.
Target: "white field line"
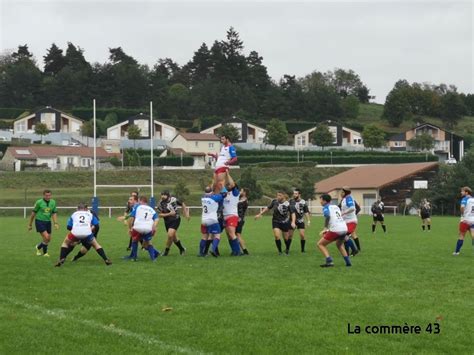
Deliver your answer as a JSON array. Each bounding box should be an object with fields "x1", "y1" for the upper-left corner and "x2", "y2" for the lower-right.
[{"x1": 1, "y1": 295, "x2": 207, "y2": 355}]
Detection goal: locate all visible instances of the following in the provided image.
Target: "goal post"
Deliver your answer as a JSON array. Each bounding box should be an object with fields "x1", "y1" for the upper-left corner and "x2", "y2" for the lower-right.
[{"x1": 91, "y1": 99, "x2": 156, "y2": 214}]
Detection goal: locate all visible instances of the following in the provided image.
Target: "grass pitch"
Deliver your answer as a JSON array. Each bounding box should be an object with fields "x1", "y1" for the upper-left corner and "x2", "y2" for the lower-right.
[{"x1": 0, "y1": 215, "x2": 472, "y2": 354}]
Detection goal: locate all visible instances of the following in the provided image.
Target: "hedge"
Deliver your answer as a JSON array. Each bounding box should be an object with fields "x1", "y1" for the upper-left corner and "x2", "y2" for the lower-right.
[
  {"x1": 237, "y1": 149, "x2": 437, "y2": 158},
  {"x1": 237, "y1": 155, "x2": 438, "y2": 164},
  {"x1": 139, "y1": 155, "x2": 194, "y2": 166},
  {"x1": 71, "y1": 107, "x2": 147, "y2": 121},
  {"x1": 0, "y1": 108, "x2": 28, "y2": 119}
]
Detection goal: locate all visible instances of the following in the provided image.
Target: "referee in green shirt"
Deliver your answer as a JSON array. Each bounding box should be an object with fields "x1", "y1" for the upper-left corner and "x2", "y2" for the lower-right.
[{"x1": 28, "y1": 189, "x2": 59, "y2": 257}]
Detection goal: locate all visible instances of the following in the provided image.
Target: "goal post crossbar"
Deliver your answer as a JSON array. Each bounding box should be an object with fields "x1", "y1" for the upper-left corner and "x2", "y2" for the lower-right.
[{"x1": 95, "y1": 185, "x2": 154, "y2": 189}]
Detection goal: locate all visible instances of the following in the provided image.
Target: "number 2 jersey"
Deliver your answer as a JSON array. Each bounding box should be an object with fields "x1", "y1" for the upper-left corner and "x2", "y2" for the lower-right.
[
  {"x1": 130, "y1": 204, "x2": 158, "y2": 234},
  {"x1": 461, "y1": 196, "x2": 474, "y2": 224},
  {"x1": 323, "y1": 204, "x2": 348, "y2": 234},
  {"x1": 67, "y1": 210, "x2": 99, "y2": 238}
]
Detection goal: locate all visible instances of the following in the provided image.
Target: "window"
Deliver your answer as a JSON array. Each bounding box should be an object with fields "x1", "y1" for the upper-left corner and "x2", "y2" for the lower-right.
[
  {"x1": 209, "y1": 143, "x2": 214, "y2": 148},
  {"x1": 195, "y1": 141, "x2": 198, "y2": 147},
  {"x1": 16, "y1": 121, "x2": 26, "y2": 132},
  {"x1": 41, "y1": 113, "x2": 55, "y2": 130},
  {"x1": 81, "y1": 158, "x2": 90, "y2": 167},
  {"x1": 67, "y1": 157, "x2": 74, "y2": 165}
]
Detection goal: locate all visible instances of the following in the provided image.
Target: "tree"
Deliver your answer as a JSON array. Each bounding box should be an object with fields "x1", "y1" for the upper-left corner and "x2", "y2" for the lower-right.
[
  {"x1": 265, "y1": 119, "x2": 288, "y2": 148},
  {"x1": 43, "y1": 43, "x2": 66, "y2": 76},
  {"x1": 299, "y1": 172, "x2": 315, "y2": 201},
  {"x1": 34, "y1": 123, "x2": 49, "y2": 143},
  {"x1": 127, "y1": 124, "x2": 141, "y2": 149},
  {"x1": 80, "y1": 121, "x2": 94, "y2": 146},
  {"x1": 174, "y1": 180, "x2": 190, "y2": 201},
  {"x1": 362, "y1": 124, "x2": 385, "y2": 149},
  {"x1": 216, "y1": 124, "x2": 240, "y2": 143},
  {"x1": 408, "y1": 133, "x2": 435, "y2": 151},
  {"x1": 240, "y1": 167, "x2": 263, "y2": 200},
  {"x1": 312, "y1": 124, "x2": 334, "y2": 150},
  {"x1": 440, "y1": 92, "x2": 467, "y2": 129},
  {"x1": 341, "y1": 95, "x2": 360, "y2": 119},
  {"x1": 383, "y1": 83, "x2": 412, "y2": 127}
]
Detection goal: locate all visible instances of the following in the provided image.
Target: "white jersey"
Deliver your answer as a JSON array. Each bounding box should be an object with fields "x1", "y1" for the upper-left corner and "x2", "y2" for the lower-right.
[
  {"x1": 70, "y1": 211, "x2": 94, "y2": 238},
  {"x1": 341, "y1": 196, "x2": 358, "y2": 223},
  {"x1": 201, "y1": 194, "x2": 221, "y2": 225},
  {"x1": 323, "y1": 204, "x2": 348, "y2": 233},
  {"x1": 462, "y1": 197, "x2": 474, "y2": 223},
  {"x1": 132, "y1": 204, "x2": 157, "y2": 234},
  {"x1": 216, "y1": 145, "x2": 236, "y2": 168},
  {"x1": 223, "y1": 187, "x2": 239, "y2": 217}
]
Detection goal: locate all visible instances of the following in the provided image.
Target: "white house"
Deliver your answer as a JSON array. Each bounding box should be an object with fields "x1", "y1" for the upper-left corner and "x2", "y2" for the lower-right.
[
  {"x1": 107, "y1": 113, "x2": 177, "y2": 141},
  {"x1": 200, "y1": 116, "x2": 267, "y2": 144},
  {"x1": 294, "y1": 123, "x2": 363, "y2": 149},
  {"x1": 170, "y1": 133, "x2": 220, "y2": 167},
  {"x1": 13, "y1": 106, "x2": 84, "y2": 135},
  {"x1": 0, "y1": 146, "x2": 117, "y2": 171},
  {"x1": 388, "y1": 123, "x2": 464, "y2": 162}
]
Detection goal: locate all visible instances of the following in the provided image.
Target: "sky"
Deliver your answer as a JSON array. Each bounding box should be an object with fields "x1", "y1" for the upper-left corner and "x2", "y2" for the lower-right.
[{"x1": 0, "y1": 0, "x2": 472, "y2": 103}]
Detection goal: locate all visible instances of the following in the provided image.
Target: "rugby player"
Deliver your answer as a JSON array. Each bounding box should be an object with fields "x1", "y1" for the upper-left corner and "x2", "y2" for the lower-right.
[
  {"x1": 199, "y1": 186, "x2": 224, "y2": 257},
  {"x1": 255, "y1": 191, "x2": 291, "y2": 255},
  {"x1": 158, "y1": 191, "x2": 188, "y2": 256},
  {"x1": 419, "y1": 198, "x2": 432, "y2": 231},
  {"x1": 127, "y1": 196, "x2": 160, "y2": 261},
  {"x1": 371, "y1": 199, "x2": 387, "y2": 234},
  {"x1": 222, "y1": 172, "x2": 244, "y2": 256},
  {"x1": 289, "y1": 189, "x2": 311, "y2": 253},
  {"x1": 453, "y1": 186, "x2": 474, "y2": 255},
  {"x1": 54, "y1": 203, "x2": 111, "y2": 267},
  {"x1": 28, "y1": 189, "x2": 59, "y2": 257},
  {"x1": 207, "y1": 135, "x2": 237, "y2": 190},
  {"x1": 72, "y1": 206, "x2": 100, "y2": 262},
  {"x1": 317, "y1": 194, "x2": 351, "y2": 268},
  {"x1": 236, "y1": 188, "x2": 250, "y2": 255},
  {"x1": 340, "y1": 187, "x2": 360, "y2": 255}
]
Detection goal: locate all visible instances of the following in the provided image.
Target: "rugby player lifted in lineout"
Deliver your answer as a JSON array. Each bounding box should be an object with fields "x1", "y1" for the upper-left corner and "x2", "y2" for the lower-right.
[{"x1": 207, "y1": 135, "x2": 237, "y2": 191}]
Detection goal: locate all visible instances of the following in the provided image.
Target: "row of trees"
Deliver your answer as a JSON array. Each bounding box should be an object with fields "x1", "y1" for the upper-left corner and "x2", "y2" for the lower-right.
[
  {"x1": 0, "y1": 28, "x2": 371, "y2": 123},
  {"x1": 383, "y1": 80, "x2": 473, "y2": 128}
]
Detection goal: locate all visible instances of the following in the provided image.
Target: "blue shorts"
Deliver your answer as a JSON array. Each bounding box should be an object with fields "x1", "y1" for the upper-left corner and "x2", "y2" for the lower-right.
[
  {"x1": 201, "y1": 223, "x2": 221, "y2": 235},
  {"x1": 35, "y1": 220, "x2": 51, "y2": 234},
  {"x1": 140, "y1": 232, "x2": 153, "y2": 242}
]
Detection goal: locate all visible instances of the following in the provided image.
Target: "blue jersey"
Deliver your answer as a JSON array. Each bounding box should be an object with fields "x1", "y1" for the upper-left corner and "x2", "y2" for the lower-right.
[{"x1": 461, "y1": 196, "x2": 470, "y2": 208}]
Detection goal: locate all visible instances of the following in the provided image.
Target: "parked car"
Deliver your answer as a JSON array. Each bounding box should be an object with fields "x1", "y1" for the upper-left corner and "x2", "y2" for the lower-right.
[{"x1": 445, "y1": 156, "x2": 457, "y2": 165}]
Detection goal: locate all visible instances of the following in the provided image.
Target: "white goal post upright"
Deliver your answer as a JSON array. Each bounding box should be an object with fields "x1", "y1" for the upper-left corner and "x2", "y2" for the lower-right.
[{"x1": 91, "y1": 100, "x2": 156, "y2": 214}]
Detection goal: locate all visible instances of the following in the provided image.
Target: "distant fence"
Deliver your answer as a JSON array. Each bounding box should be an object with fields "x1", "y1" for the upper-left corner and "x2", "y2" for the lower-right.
[{"x1": 0, "y1": 205, "x2": 398, "y2": 218}]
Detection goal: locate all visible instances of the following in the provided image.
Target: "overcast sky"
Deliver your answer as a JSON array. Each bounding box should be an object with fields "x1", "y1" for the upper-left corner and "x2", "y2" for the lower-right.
[{"x1": 0, "y1": 0, "x2": 472, "y2": 103}]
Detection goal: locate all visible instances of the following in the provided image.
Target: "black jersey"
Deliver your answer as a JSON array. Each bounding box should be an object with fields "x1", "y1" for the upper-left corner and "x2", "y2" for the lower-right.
[
  {"x1": 289, "y1": 198, "x2": 309, "y2": 223},
  {"x1": 267, "y1": 199, "x2": 290, "y2": 223},
  {"x1": 238, "y1": 198, "x2": 249, "y2": 221},
  {"x1": 158, "y1": 196, "x2": 183, "y2": 222},
  {"x1": 420, "y1": 203, "x2": 431, "y2": 215},
  {"x1": 371, "y1": 202, "x2": 384, "y2": 215}
]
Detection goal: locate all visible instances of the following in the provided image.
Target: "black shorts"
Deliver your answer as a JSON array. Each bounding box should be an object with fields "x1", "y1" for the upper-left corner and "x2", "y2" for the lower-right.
[
  {"x1": 373, "y1": 214, "x2": 384, "y2": 222},
  {"x1": 293, "y1": 221, "x2": 305, "y2": 230},
  {"x1": 165, "y1": 218, "x2": 181, "y2": 231},
  {"x1": 35, "y1": 220, "x2": 51, "y2": 234},
  {"x1": 236, "y1": 220, "x2": 245, "y2": 234},
  {"x1": 272, "y1": 221, "x2": 290, "y2": 232},
  {"x1": 421, "y1": 213, "x2": 431, "y2": 220}
]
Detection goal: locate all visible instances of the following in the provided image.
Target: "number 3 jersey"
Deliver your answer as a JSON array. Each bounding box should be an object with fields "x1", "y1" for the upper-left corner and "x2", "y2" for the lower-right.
[
  {"x1": 202, "y1": 193, "x2": 224, "y2": 225},
  {"x1": 67, "y1": 211, "x2": 99, "y2": 238},
  {"x1": 323, "y1": 204, "x2": 348, "y2": 233},
  {"x1": 130, "y1": 204, "x2": 157, "y2": 233}
]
